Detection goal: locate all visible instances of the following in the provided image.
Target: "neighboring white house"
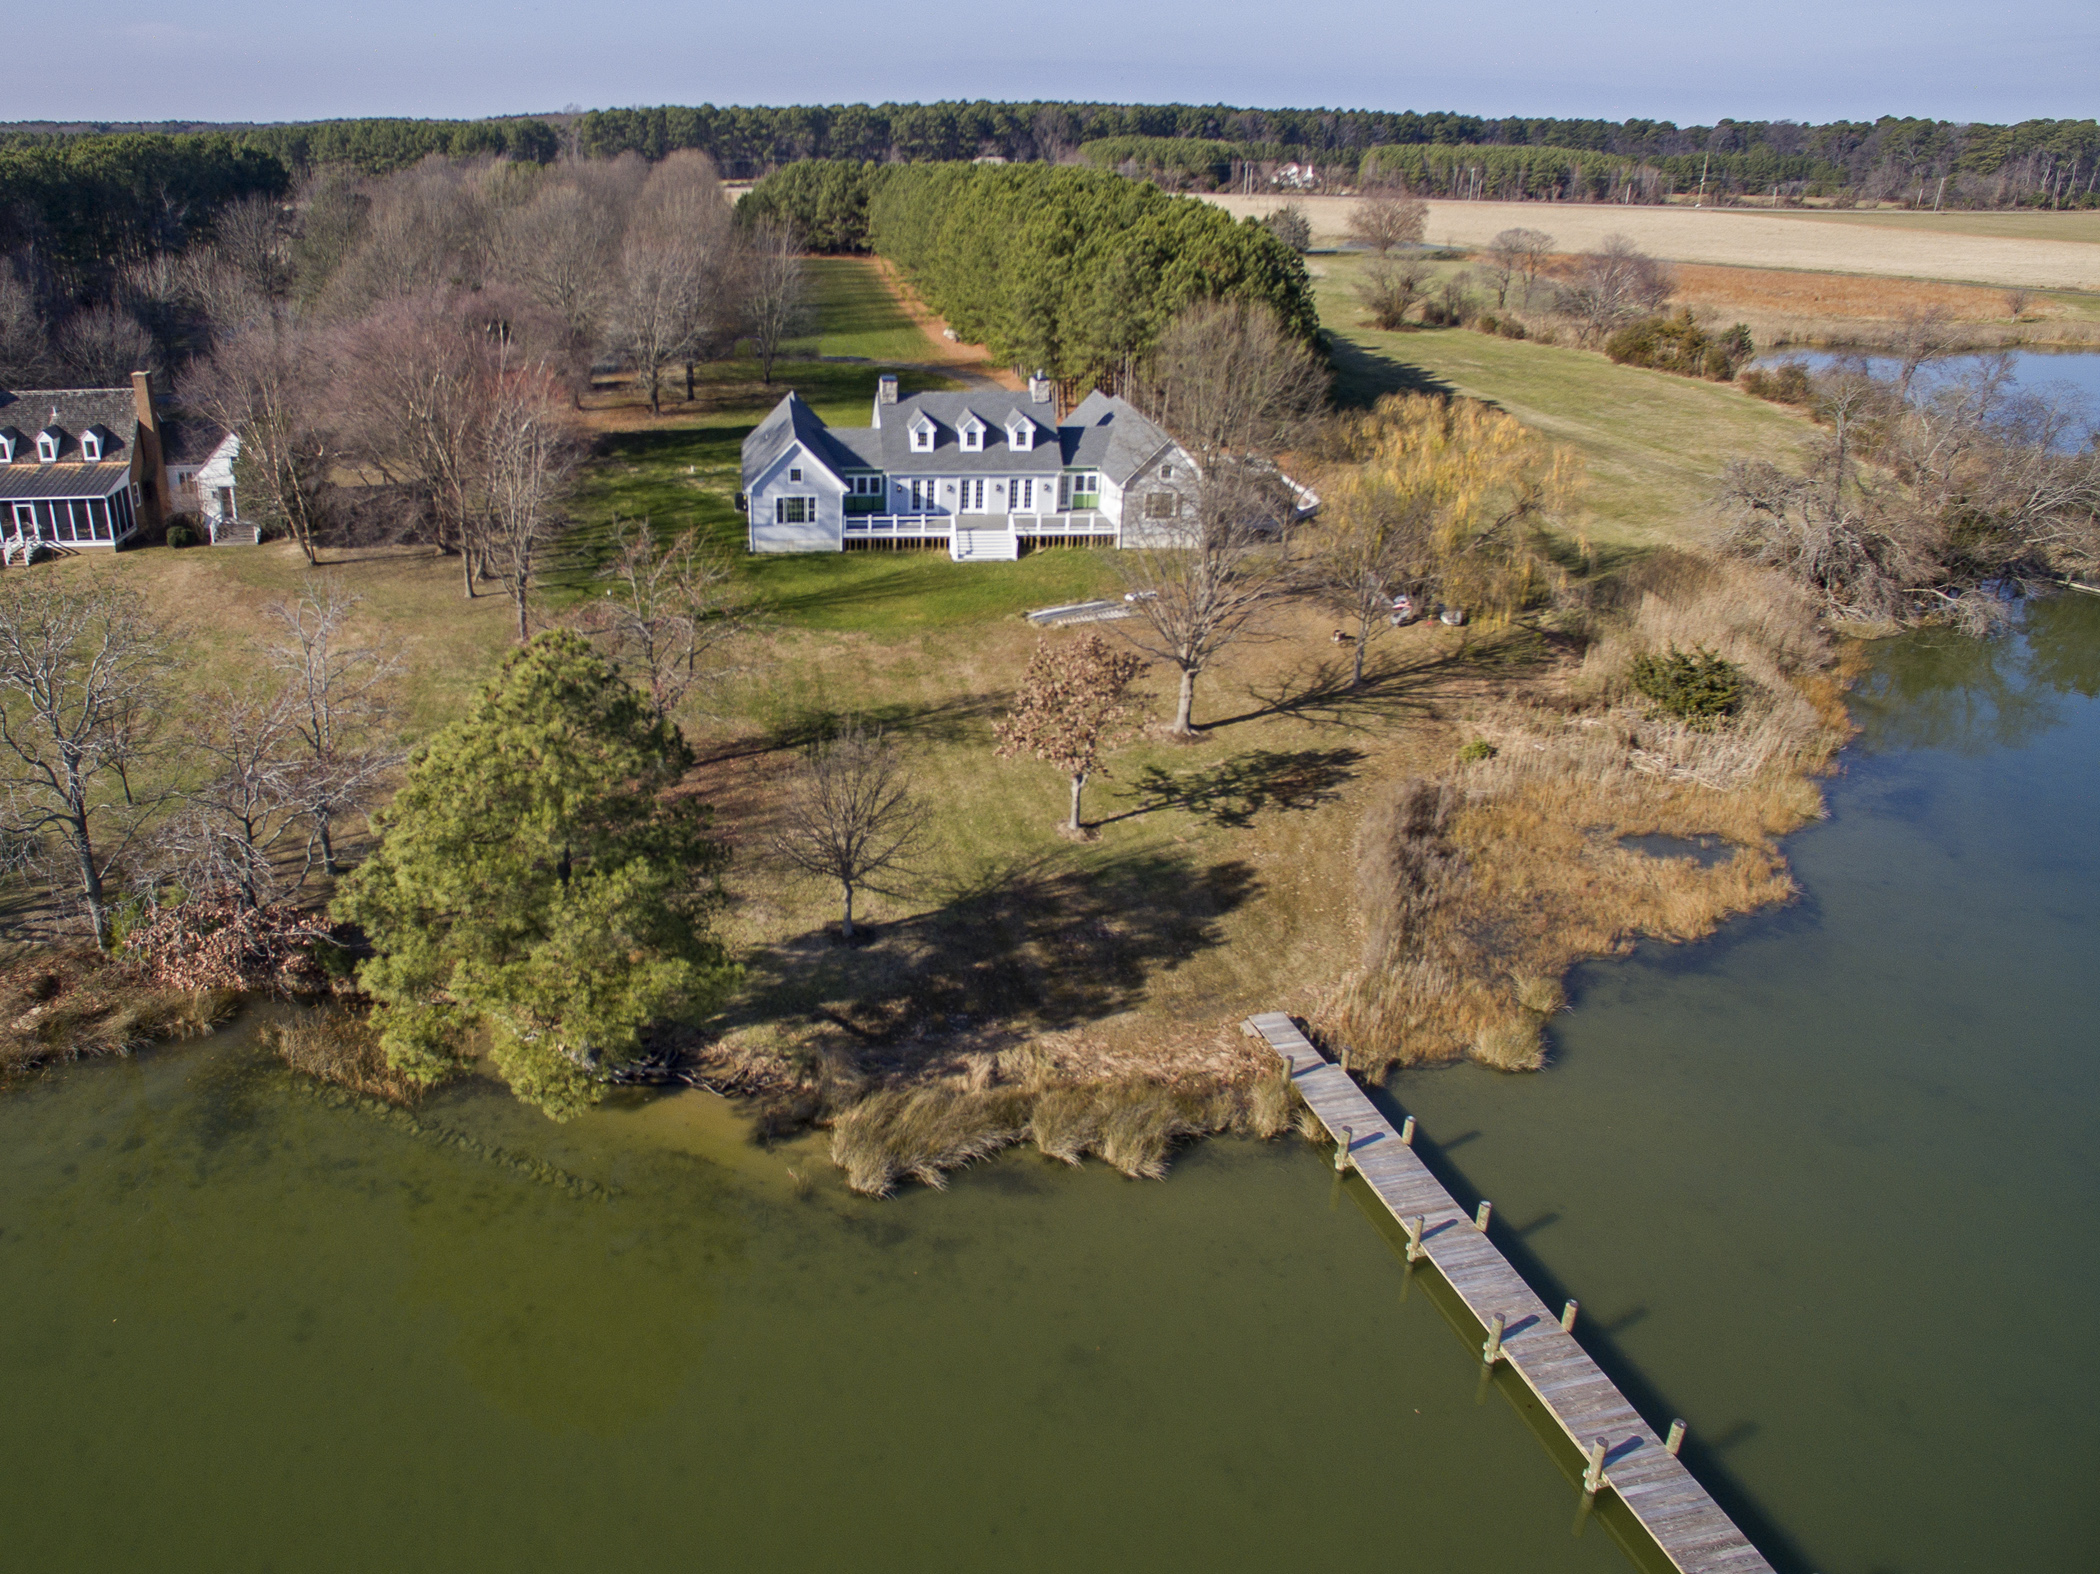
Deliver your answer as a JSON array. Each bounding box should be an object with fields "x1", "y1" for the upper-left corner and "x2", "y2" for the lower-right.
[
  {"x1": 0, "y1": 372, "x2": 246, "y2": 560},
  {"x1": 740, "y1": 374, "x2": 1296, "y2": 563}
]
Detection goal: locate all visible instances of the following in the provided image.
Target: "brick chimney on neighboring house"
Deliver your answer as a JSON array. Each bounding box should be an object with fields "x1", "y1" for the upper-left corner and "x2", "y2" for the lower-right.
[{"x1": 130, "y1": 370, "x2": 167, "y2": 530}]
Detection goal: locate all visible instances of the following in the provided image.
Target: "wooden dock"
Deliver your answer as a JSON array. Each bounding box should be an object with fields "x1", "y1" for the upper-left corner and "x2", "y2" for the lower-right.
[{"x1": 1246, "y1": 1012, "x2": 1774, "y2": 1574}]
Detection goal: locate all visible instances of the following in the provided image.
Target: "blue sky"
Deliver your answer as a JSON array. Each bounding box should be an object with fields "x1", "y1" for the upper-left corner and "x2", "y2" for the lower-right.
[{"x1": 22, "y1": 0, "x2": 2098, "y2": 126}]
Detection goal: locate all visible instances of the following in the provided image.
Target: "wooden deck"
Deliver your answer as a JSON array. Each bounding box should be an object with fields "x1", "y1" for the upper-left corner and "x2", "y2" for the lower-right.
[{"x1": 1246, "y1": 1012, "x2": 1774, "y2": 1574}]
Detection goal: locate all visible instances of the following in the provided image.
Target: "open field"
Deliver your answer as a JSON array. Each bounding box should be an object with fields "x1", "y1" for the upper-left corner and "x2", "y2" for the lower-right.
[
  {"x1": 1203, "y1": 194, "x2": 2100, "y2": 291},
  {"x1": 1309, "y1": 253, "x2": 1814, "y2": 553},
  {"x1": 1664, "y1": 263, "x2": 2100, "y2": 349}
]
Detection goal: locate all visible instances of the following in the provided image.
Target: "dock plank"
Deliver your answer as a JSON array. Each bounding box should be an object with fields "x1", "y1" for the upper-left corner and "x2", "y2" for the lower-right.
[{"x1": 1245, "y1": 1014, "x2": 1773, "y2": 1574}]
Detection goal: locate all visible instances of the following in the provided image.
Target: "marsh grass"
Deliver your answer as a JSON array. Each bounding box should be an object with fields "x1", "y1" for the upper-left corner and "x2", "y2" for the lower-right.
[
  {"x1": 1319, "y1": 553, "x2": 1848, "y2": 1078},
  {"x1": 0, "y1": 947, "x2": 236, "y2": 1084},
  {"x1": 260, "y1": 1009, "x2": 421, "y2": 1105}
]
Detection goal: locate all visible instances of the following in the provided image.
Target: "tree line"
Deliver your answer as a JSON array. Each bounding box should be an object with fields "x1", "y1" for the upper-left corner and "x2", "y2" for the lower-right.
[
  {"x1": 11, "y1": 105, "x2": 2095, "y2": 208},
  {"x1": 748, "y1": 161, "x2": 1316, "y2": 387}
]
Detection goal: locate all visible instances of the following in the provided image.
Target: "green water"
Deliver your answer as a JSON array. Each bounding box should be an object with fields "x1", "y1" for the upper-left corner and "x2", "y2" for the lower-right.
[{"x1": 6, "y1": 601, "x2": 2098, "y2": 1572}]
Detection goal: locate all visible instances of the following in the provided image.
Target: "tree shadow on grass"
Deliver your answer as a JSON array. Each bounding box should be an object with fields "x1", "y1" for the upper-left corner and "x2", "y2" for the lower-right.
[
  {"x1": 735, "y1": 849, "x2": 1259, "y2": 1075},
  {"x1": 1328, "y1": 332, "x2": 1462, "y2": 410},
  {"x1": 1101, "y1": 746, "x2": 1364, "y2": 829},
  {"x1": 1205, "y1": 646, "x2": 1470, "y2": 733},
  {"x1": 696, "y1": 691, "x2": 1008, "y2": 766}
]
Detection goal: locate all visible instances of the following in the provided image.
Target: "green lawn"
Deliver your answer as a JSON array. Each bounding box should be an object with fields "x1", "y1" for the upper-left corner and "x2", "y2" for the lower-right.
[
  {"x1": 1311, "y1": 255, "x2": 1814, "y2": 553},
  {"x1": 784, "y1": 257, "x2": 946, "y2": 364}
]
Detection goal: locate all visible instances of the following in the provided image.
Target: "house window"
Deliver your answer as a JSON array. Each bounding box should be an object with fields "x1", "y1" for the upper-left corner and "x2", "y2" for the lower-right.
[
  {"x1": 1159, "y1": 465, "x2": 1173, "y2": 481},
  {"x1": 10, "y1": 503, "x2": 33, "y2": 534},
  {"x1": 1144, "y1": 492, "x2": 1178, "y2": 519},
  {"x1": 960, "y1": 478, "x2": 984, "y2": 511},
  {"x1": 911, "y1": 422, "x2": 934, "y2": 452},
  {"x1": 1007, "y1": 420, "x2": 1033, "y2": 452},
  {"x1": 960, "y1": 422, "x2": 983, "y2": 452},
  {"x1": 774, "y1": 496, "x2": 816, "y2": 524},
  {"x1": 81, "y1": 433, "x2": 101, "y2": 461},
  {"x1": 848, "y1": 475, "x2": 884, "y2": 496},
  {"x1": 789, "y1": 466, "x2": 802, "y2": 482},
  {"x1": 908, "y1": 478, "x2": 930, "y2": 512},
  {"x1": 36, "y1": 435, "x2": 58, "y2": 462}
]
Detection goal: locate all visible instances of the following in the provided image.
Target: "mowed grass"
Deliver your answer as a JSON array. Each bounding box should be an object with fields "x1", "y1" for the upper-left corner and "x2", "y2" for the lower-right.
[
  {"x1": 784, "y1": 257, "x2": 949, "y2": 364},
  {"x1": 1310, "y1": 254, "x2": 1813, "y2": 552}
]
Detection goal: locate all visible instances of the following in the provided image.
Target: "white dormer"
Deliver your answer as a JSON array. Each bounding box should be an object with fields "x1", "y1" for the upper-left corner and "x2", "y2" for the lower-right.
[
  {"x1": 908, "y1": 410, "x2": 936, "y2": 453},
  {"x1": 81, "y1": 425, "x2": 108, "y2": 462},
  {"x1": 0, "y1": 429, "x2": 17, "y2": 463},
  {"x1": 37, "y1": 427, "x2": 63, "y2": 463},
  {"x1": 1005, "y1": 410, "x2": 1035, "y2": 452},
  {"x1": 957, "y1": 411, "x2": 986, "y2": 453}
]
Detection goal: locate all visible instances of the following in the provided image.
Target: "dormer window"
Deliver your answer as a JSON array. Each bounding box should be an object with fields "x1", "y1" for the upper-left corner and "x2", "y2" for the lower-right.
[
  {"x1": 958, "y1": 413, "x2": 985, "y2": 453},
  {"x1": 81, "y1": 427, "x2": 106, "y2": 462},
  {"x1": 909, "y1": 413, "x2": 936, "y2": 453},
  {"x1": 1005, "y1": 413, "x2": 1034, "y2": 452},
  {"x1": 36, "y1": 428, "x2": 62, "y2": 463},
  {"x1": 0, "y1": 430, "x2": 17, "y2": 463}
]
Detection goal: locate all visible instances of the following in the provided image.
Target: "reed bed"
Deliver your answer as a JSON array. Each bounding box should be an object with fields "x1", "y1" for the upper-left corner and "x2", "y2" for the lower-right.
[
  {"x1": 1319, "y1": 554, "x2": 1849, "y2": 1078},
  {"x1": 824, "y1": 1061, "x2": 1300, "y2": 1196},
  {"x1": 260, "y1": 1009, "x2": 422, "y2": 1105},
  {"x1": 0, "y1": 947, "x2": 236, "y2": 1085}
]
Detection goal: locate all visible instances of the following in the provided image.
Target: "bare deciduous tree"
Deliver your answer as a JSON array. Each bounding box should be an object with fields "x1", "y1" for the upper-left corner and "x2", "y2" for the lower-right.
[
  {"x1": 482, "y1": 362, "x2": 583, "y2": 640},
  {"x1": 183, "y1": 313, "x2": 337, "y2": 562},
  {"x1": 1137, "y1": 299, "x2": 1328, "y2": 461},
  {"x1": 994, "y1": 635, "x2": 1145, "y2": 832},
  {"x1": 2003, "y1": 287, "x2": 2034, "y2": 323},
  {"x1": 1305, "y1": 465, "x2": 1438, "y2": 686},
  {"x1": 740, "y1": 218, "x2": 810, "y2": 387},
  {"x1": 0, "y1": 261, "x2": 53, "y2": 386},
  {"x1": 1356, "y1": 256, "x2": 1432, "y2": 330},
  {"x1": 0, "y1": 577, "x2": 180, "y2": 946},
  {"x1": 1890, "y1": 306, "x2": 1958, "y2": 397},
  {"x1": 772, "y1": 725, "x2": 928, "y2": 939},
  {"x1": 1114, "y1": 485, "x2": 1285, "y2": 737},
  {"x1": 54, "y1": 303, "x2": 155, "y2": 384},
  {"x1": 608, "y1": 152, "x2": 735, "y2": 414},
  {"x1": 165, "y1": 688, "x2": 306, "y2": 909},
  {"x1": 1488, "y1": 227, "x2": 1554, "y2": 309},
  {"x1": 1555, "y1": 234, "x2": 1674, "y2": 343},
  {"x1": 263, "y1": 581, "x2": 403, "y2": 876},
  {"x1": 1348, "y1": 193, "x2": 1429, "y2": 255},
  {"x1": 572, "y1": 517, "x2": 751, "y2": 723}
]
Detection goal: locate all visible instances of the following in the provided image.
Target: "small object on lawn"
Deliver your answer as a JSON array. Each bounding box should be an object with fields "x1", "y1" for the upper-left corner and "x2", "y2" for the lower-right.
[
  {"x1": 1122, "y1": 589, "x2": 1158, "y2": 603},
  {"x1": 1440, "y1": 605, "x2": 1468, "y2": 626}
]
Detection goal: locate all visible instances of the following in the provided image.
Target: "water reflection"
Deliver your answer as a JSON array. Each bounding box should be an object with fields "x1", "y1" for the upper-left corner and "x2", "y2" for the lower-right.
[{"x1": 1852, "y1": 596, "x2": 2100, "y2": 754}]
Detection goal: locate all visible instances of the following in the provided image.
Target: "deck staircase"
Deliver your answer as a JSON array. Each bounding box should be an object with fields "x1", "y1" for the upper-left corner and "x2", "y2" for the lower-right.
[{"x1": 949, "y1": 525, "x2": 1018, "y2": 563}]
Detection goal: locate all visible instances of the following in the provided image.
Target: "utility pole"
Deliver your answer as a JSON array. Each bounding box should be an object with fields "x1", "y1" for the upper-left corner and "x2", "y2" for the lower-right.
[
  {"x1": 1695, "y1": 152, "x2": 1709, "y2": 208},
  {"x1": 1934, "y1": 174, "x2": 1946, "y2": 212}
]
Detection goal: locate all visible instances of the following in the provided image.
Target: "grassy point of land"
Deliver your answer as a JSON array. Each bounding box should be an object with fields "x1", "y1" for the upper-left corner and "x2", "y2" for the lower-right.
[{"x1": 1311, "y1": 253, "x2": 1814, "y2": 553}]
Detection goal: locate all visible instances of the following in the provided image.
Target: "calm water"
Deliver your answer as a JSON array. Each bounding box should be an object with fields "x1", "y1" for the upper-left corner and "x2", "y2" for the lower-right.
[
  {"x1": 1762, "y1": 346, "x2": 2100, "y2": 419},
  {"x1": 5, "y1": 602, "x2": 2099, "y2": 1573}
]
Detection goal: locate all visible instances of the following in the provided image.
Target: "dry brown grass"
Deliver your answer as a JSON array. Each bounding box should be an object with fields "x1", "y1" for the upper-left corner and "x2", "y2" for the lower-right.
[
  {"x1": 1666, "y1": 264, "x2": 2099, "y2": 350},
  {"x1": 1202, "y1": 194, "x2": 2100, "y2": 291},
  {"x1": 0, "y1": 946, "x2": 237, "y2": 1084},
  {"x1": 260, "y1": 1008, "x2": 422, "y2": 1105},
  {"x1": 1317, "y1": 553, "x2": 1848, "y2": 1077}
]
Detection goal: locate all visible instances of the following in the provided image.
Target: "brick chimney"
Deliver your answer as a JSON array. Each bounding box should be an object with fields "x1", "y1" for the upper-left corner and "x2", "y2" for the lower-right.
[
  {"x1": 130, "y1": 371, "x2": 166, "y2": 529},
  {"x1": 1028, "y1": 370, "x2": 1052, "y2": 405}
]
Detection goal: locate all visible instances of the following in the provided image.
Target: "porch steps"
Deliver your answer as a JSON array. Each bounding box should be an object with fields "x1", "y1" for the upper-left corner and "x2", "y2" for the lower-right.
[{"x1": 949, "y1": 526, "x2": 1018, "y2": 563}]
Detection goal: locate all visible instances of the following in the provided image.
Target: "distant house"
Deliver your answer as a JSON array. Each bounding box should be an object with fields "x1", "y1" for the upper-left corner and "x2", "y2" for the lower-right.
[
  {"x1": 0, "y1": 372, "x2": 245, "y2": 562},
  {"x1": 741, "y1": 374, "x2": 1306, "y2": 562}
]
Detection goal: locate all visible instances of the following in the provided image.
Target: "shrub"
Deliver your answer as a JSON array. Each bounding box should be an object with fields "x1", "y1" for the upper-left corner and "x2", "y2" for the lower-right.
[
  {"x1": 1606, "y1": 310, "x2": 1752, "y2": 380},
  {"x1": 1629, "y1": 646, "x2": 1746, "y2": 724},
  {"x1": 1497, "y1": 317, "x2": 1528, "y2": 340},
  {"x1": 1474, "y1": 313, "x2": 1500, "y2": 335},
  {"x1": 1262, "y1": 205, "x2": 1311, "y2": 253},
  {"x1": 1458, "y1": 739, "x2": 1496, "y2": 762},
  {"x1": 165, "y1": 521, "x2": 198, "y2": 548},
  {"x1": 1740, "y1": 361, "x2": 1814, "y2": 404}
]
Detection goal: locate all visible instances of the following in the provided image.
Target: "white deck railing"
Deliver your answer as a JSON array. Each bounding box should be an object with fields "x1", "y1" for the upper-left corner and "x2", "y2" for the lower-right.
[{"x1": 844, "y1": 511, "x2": 1115, "y2": 537}]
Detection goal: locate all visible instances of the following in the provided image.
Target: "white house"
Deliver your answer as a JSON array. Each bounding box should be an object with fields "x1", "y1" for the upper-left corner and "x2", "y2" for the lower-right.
[
  {"x1": 741, "y1": 374, "x2": 1237, "y2": 563},
  {"x1": 0, "y1": 372, "x2": 246, "y2": 561}
]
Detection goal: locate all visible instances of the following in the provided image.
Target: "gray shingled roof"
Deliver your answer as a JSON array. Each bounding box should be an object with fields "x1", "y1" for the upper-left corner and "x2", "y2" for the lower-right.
[
  {"x1": 0, "y1": 388, "x2": 136, "y2": 462},
  {"x1": 741, "y1": 387, "x2": 1185, "y2": 491},
  {"x1": 0, "y1": 461, "x2": 131, "y2": 500}
]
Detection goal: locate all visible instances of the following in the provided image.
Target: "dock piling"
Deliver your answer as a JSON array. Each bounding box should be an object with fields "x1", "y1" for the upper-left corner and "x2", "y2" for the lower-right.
[
  {"x1": 1583, "y1": 1437, "x2": 1608, "y2": 1496},
  {"x1": 1241, "y1": 1011, "x2": 1776, "y2": 1574},
  {"x1": 1400, "y1": 1115, "x2": 1416, "y2": 1146}
]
